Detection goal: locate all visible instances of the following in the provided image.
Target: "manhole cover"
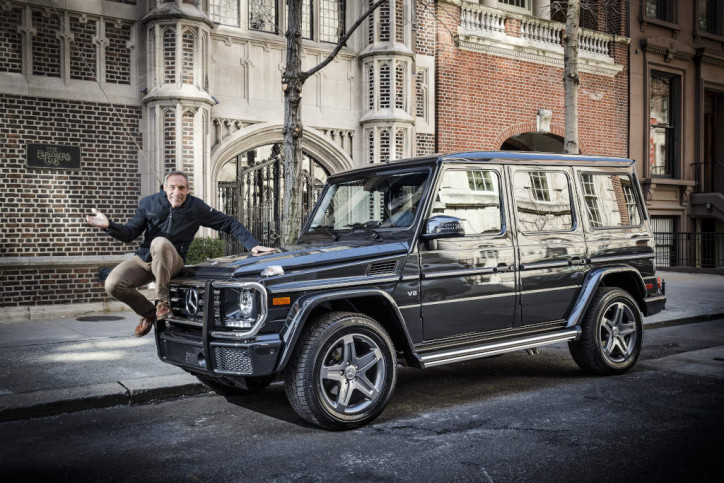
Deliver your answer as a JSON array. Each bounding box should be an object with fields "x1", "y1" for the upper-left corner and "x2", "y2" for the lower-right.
[{"x1": 76, "y1": 315, "x2": 126, "y2": 322}]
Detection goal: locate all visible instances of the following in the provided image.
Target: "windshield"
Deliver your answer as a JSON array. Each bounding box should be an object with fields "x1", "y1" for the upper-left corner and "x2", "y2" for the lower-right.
[{"x1": 308, "y1": 170, "x2": 430, "y2": 233}]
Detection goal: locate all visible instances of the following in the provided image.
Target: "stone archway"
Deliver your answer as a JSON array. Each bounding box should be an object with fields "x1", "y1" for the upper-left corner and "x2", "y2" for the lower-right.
[
  {"x1": 494, "y1": 122, "x2": 587, "y2": 154},
  {"x1": 501, "y1": 132, "x2": 565, "y2": 152},
  {"x1": 208, "y1": 123, "x2": 354, "y2": 250}
]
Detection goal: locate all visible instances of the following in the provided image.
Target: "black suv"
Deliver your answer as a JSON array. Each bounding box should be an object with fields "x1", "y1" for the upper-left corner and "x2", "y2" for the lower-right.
[{"x1": 155, "y1": 152, "x2": 666, "y2": 429}]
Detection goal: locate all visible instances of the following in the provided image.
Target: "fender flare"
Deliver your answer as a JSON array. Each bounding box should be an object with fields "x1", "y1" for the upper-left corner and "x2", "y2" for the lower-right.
[
  {"x1": 274, "y1": 289, "x2": 420, "y2": 372},
  {"x1": 566, "y1": 266, "x2": 646, "y2": 328}
]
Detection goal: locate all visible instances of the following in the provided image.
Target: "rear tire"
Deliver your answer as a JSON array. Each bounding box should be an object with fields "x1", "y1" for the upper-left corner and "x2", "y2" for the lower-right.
[
  {"x1": 569, "y1": 287, "x2": 643, "y2": 375},
  {"x1": 285, "y1": 311, "x2": 397, "y2": 430},
  {"x1": 196, "y1": 374, "x2": 275, "y2": 396}
]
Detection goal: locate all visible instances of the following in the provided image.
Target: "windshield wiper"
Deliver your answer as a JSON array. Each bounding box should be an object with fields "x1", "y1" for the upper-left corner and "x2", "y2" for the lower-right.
[
  {"x1": 310, "y1": 225, "x2": 339, "y2": 241},
  {"x1": 346, "y1": 222, "x2": 381, "y2": 241}
]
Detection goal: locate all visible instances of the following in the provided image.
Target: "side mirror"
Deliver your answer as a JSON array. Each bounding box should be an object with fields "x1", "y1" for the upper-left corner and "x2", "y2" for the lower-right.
[{"x1": 421, "y1": 215, "x2": 465, "y2": 240}]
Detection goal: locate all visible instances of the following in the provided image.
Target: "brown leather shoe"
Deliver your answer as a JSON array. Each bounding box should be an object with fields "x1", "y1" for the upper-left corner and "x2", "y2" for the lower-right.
[
  {"x1": 134, "y1": 316, "x2": 155, "y2": 337},
  {"x1": 156, "y1": 300, "x2": 172, "y2": 320}
]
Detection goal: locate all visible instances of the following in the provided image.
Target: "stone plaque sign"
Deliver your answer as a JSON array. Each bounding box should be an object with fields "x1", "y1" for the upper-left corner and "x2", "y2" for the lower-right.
[{"x1": 26, "y1": 144, "x2": 81, "y2": 170}]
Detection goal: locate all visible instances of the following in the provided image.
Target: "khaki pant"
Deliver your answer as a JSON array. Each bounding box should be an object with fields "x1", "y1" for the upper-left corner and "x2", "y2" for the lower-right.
[{"x1": 105, "y1": 237, "x2": 184, "y2": 319}]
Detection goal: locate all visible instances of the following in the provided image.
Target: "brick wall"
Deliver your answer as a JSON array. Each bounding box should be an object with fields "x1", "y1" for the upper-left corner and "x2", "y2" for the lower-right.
[
  {"x1": 414, "y1": 0, "x2": 435, "y2": 56},
  {"x1": 416, "y1": 133, "x2": 435, "y2": 155},
  {"x1": 32, "y1": 10, "x2": 61, "y2": 77},
  {"x1": 70, "y1": 16, "x2": 97, "y2": 81},
  {"x1": 434, "y1": 4, "x2": 629, "y2": 157},
  {"x1": 105, "y1": 21, "x2": 132, "y2": 84},
  {"x1": 181, "y1": 29, "x2": 194, "y2": 85},
  {"x1": 0, "y1": 94, "x2": 142, "y2": 306},
  {"x1": 0, "y1": 6, "x2": 23, "y2": 73}
]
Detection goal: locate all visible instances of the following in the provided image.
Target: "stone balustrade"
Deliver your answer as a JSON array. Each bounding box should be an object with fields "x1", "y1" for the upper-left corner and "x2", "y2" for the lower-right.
[{"x1": 460, "y1": 4, "x2": 506, "y2": 35}]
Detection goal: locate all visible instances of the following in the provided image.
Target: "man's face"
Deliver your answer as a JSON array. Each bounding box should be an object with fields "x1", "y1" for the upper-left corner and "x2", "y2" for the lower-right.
[{"x1": 164, "y1": 174, "x2": 189, "y2": 208}]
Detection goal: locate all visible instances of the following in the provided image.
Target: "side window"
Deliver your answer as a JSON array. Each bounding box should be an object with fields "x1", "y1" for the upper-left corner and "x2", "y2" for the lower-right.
[
  {"x1": 580, "y1": 173, "x2": 642, "y2": 228},
  {"x1": 432, "y1": 169, "x2": 502, "y2": 235},
  {"x1": 513, "y1": 170, "x2": 573, "y2": 232}
]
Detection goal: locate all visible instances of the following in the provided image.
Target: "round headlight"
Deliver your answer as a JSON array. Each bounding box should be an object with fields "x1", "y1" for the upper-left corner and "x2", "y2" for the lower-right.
[{"x1": 239, "y1": 289, "x2": 254, "y2": 319}]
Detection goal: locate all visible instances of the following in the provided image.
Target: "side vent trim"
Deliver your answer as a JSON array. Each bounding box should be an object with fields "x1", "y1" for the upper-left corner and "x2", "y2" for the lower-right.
[{"x1": 367, "y1": 260, "x2": 398, "y2": 276}]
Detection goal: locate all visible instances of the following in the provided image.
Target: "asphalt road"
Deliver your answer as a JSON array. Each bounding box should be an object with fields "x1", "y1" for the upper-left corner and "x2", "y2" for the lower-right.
[{"x1": 1, "y1": 320, "x2": 723, "y2": 482}]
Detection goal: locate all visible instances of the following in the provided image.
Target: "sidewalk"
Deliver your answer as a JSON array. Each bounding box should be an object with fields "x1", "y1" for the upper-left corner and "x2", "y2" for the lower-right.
[{"x1": 1, "y1": 271, "x2": 723, "y2": 422}]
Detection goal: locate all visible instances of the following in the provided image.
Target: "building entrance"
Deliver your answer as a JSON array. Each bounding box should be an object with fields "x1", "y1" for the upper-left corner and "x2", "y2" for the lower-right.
[
  {"x1": 501, "y1": 133, "x2": 564, "y2": 152},
  {"x1": 217, "y1": 143, "x2": 330, "y2": 253}
]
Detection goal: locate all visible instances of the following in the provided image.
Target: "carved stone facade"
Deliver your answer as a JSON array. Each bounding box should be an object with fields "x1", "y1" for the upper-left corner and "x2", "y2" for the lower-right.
[{"x1": 1, "y1": 0, "x2": 640, "y2": 313}]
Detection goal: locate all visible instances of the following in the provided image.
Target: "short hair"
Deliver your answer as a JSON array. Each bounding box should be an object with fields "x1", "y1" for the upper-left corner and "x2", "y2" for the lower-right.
[{"x1": 164, "y1": 170, "x2": 189, "y2": 186}]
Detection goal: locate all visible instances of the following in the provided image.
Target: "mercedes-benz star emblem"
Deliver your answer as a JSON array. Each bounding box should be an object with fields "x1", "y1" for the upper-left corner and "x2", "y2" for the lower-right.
[{"x1": 185, "y1": 289, "x2": 200, "y2": 315}]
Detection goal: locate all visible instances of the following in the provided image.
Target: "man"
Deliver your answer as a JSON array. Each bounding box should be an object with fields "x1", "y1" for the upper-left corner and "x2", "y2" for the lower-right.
[{"x1": 86, "y1": 170, "x2": 276, "y2": 337}]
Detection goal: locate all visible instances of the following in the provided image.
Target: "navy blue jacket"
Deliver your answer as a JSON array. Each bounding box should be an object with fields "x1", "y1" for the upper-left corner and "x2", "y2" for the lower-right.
[{"x1": 104, "y1": 191, "x2": 258, "y2": 262}]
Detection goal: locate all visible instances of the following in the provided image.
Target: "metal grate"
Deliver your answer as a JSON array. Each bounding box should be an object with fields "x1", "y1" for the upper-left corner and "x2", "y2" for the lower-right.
[
  {"x1": 163, "y1": 340, "x2": 205, "y2": 369},
  {"x1": 368, "y1": 260, "x2": 398, "y2": 276},
  {"x1": 213, "y1": 346, "x2": 253, "y2": 374}
]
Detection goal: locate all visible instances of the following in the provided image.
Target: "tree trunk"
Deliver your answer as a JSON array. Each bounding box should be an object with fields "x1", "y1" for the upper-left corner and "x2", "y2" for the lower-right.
[
  {"x1": 280, "y1": 0, "x2": 388, "y2": 246},
  {"x1": 563, "y1": 0, "x2": 580, "y2": 154},
  {"x1": 281, "y1": 0, "x2": 305, "y2": 246}
]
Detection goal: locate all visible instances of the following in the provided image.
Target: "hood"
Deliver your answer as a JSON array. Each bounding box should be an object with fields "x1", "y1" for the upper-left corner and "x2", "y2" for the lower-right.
[{"x1": 182, "y1": 241, "x2": 410, "y2": 279}]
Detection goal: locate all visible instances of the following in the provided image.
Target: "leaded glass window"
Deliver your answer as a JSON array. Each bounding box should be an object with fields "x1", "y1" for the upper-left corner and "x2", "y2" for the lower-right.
[
  {"x1": 209, "y1": 0, "x2": 239, "y2": 26},
  {"x1": 320, "y1": 0, "x2": 345, "y2": 43},
  {"x1": 250, "y1": 0, "x2": 278, "y2": 33}
]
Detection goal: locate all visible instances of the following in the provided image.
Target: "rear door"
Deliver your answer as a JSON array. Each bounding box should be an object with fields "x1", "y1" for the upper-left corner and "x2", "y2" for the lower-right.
[
  {"x1": 419, "y1": 164, "x2": 517, "y2": 340},
  {"x1": 510, "y1": 166, "x2": 587, "y2": 325},
  {"x1": 575, "y1": 168, "x2": 654, "y2": 271}
]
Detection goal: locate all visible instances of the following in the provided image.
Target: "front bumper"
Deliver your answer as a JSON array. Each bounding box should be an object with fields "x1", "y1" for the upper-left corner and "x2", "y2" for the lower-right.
[{"x1": 155, "y1": 322, "x2": 282, "y2": 377}]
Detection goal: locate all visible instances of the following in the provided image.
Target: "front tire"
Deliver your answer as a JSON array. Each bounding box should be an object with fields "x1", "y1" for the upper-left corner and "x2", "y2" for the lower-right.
[
  {"x1": 569, "y1": 287, "x2": 643, "y2": 375},
  {"x1": 285, "y1": 312, "x2": 397, "y2": 430}
]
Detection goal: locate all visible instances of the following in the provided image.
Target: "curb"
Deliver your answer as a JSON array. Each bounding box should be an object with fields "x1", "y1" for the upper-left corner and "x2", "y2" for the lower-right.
[
  {"x1": 643, "y1": 312, "x2": 724, "y2": 330},
  {"x1": 0, "y1": 375, "x2": 208, "y2": 423},
  {"x1": 1, "y1": 314, "x2": 722, "y2": 423}
]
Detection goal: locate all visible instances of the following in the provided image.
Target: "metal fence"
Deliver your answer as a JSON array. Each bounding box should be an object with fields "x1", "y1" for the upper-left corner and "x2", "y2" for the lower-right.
[{"x1": 654, "y1": 232, "x2": 724, "y2": 268}]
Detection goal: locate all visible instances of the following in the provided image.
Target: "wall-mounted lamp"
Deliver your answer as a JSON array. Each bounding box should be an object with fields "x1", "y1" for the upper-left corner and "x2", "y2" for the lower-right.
[{"x1": 706, "y1": 201, "x2": 712, "y2": 212}]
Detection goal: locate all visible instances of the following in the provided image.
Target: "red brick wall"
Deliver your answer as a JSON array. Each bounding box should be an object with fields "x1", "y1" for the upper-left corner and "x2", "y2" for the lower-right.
[
  {"x1": 434, "y1": 4, "x2": 629, "y2": 157},
  {"x1": 0, "y1": 94, "x2": 142, "y2": 306}
]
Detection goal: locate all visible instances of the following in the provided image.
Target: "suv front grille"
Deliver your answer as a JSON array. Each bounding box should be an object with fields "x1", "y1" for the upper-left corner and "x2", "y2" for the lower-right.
[{"x1": 170, "y1": 284, "x2": 206, "y2": 322}]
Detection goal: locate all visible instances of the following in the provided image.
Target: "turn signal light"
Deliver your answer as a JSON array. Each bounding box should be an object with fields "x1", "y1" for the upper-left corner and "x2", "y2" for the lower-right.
[{"x1": 273, "y1": 296, "x2": 291, "y2": 306}]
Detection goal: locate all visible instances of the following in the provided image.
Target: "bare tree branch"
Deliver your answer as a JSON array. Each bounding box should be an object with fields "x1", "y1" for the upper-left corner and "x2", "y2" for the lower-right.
[{"x1": 302, "y1": 0, "x2": 388, "y2": 81}]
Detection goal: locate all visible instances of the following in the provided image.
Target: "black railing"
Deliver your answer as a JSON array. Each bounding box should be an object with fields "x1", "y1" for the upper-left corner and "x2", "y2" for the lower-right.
[{"x1": 654, "y1": 232, "x2": 724, "y2": 268}]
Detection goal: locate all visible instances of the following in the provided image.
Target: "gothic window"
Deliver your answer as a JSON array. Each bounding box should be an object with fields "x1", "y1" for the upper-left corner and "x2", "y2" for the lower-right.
[
  {"x1": 209, "y1": 0, "x2": 239, "y2": 26},
  {"x1": 368, "y1": 130, "x2": 375, "y2": 164},
  {"x1": 395, "y1": 129, "x2": 405, "y2": 160},
  {"x1": 70, "y1": 16, "x2": 96, "y2": 81},
  {"x1": 302, "y1": 0, "x2": 312, "y2": 39},
  {"x1": 181, "y1": 29, "x2": 195, "y2": 85},
  {"x1": 379, "y1": 0, "x2": 390, "y2": 41},
  {"x1": 379, "y1": 62, "x2": 391, "y2": 109},
  {"x1": 395, "y1": 0, "x2": 404, "y2": 42},
  {"x1": 320, "y1": 0, "x2": 345, "y2": 43},
  {"x1": 0, "y1": 6, "x2": 22, "y2": 73},
  {"x1": 32, "y1": 10, "x2": 61, "y2": 77},
  {"x1": 380, "y1": 129, "x2": 390, "y2": 163},
  {"x1": 395, "y1": 61, "x2": 406, "y2": 111},
  {"x1": 250, "y1": 0, "x2": 278, "y2": 33},
  {"x1": 368, "y1": 0, "x2": 375, "y2": 44},
  {"x1": 367, "y1": 63, "x2": 375, "y2": 110},
  {"x1": 163, "y1": 27, "x2": 175, "y2": 84}
]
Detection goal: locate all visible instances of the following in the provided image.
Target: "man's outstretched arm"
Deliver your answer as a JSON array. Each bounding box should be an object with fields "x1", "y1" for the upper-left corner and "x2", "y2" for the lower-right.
[{"x1": 86, "y1": 207, "x2": 146, "y2": 242}]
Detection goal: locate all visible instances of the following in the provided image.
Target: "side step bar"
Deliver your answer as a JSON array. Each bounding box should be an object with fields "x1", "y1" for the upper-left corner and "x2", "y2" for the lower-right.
[{"x1": 418, "y1": 328, "x2": 581, "y2": 368}]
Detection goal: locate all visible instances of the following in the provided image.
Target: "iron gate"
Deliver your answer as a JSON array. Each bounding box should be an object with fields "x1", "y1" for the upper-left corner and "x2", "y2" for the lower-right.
[{"x1": 218, "y1": 147, "x2": 328, "y2": 255}]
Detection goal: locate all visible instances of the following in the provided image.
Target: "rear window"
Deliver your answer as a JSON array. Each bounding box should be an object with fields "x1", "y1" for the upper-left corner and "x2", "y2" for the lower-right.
[{"x1": 580, "y1": 173, "x2": 642, "y2": 228}]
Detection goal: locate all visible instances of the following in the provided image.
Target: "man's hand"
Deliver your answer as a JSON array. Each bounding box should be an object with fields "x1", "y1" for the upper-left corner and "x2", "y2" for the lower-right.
[
  {"x1": 86, "y1": 208, "x2": 110, "y2": 229},
  {"x1": 250, "y1": 245, "x2": 278, "y2": 256}
]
